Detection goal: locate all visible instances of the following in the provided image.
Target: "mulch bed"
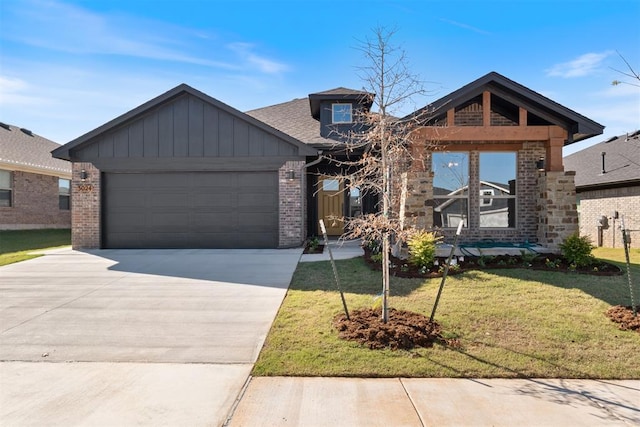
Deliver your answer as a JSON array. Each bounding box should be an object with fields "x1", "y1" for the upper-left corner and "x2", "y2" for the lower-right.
[
  {"x1": 363, "y1": 248, "x2": 622, "y2": 278},
  {"x1": 606, "y1": 305, "x2": 640, "y2": 333},
  {"x1": 303, "y1": 245, "x2": 325, "y2": 254},
  {"x1": 333, "y1": 308, "x2": 453, "y2": 350}
]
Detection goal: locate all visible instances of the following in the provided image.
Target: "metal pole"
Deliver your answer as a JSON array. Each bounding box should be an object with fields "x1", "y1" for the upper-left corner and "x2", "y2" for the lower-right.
[
  {"x1": 620, "y1": 216, "x2": 637, "y2": 317},
  {"x1": 319, "y1": 220, "x2": 350, "y2": 320},
  {"x1": 430, "y1": 220, "x2": 464, "y2": 323}
]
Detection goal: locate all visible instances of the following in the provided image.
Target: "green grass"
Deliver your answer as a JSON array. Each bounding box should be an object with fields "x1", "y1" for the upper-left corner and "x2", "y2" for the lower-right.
[
  {"x1": 0, "y1": 229, "x2": 71, "y2": 266},
  {"x1": 253, "y1": 249, "x2": 640, "y2": 379}
]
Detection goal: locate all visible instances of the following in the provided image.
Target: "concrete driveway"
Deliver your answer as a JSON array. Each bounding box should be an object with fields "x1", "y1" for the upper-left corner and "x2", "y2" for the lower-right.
[{"x1": 0, "y1": 248, "x2": 301, "y2": 426}]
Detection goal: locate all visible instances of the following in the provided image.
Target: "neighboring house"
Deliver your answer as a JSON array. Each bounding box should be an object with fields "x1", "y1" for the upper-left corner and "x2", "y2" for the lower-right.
[
  {"x1": 564, "y1": 131, "x2": 640, "y2": 248},
  {"x1": 53, "y1": 72, "x2": 604, "y2": 250},
  {"x1": 0, "y1": 123, "x2": 71, "y2": 230}
]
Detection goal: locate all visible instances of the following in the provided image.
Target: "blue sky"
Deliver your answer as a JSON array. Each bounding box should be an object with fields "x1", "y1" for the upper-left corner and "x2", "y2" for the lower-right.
[{"x1": 1, "y1": 0, "x2": 639, "y2": 156}]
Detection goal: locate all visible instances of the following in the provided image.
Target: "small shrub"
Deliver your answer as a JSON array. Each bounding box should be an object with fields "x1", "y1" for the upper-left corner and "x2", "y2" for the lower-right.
[
  {"x1": 559, "y1": 233, "x2": 594, "y2": 268},
  {"x1": 477, "y1": 255, "x2": 494, "y2": 268},
  {"x1": 370, "y1": 253, "x2": 383, "y2": 264},
  {"x1": 407, "y1": 231, "x2": 441, "y2": 269},
  {"x1": 307, "y1": 236, "x2": 319, "y2": 251},
  {"x1": 364, "y1": 238, "x2": 381, "y2": 255},
  {"x1": 520, "y1": 250, "x2": 538, "y2": 266},
  {"x1": 545, "y1": 258, "x2": 560, "y2": 269}
]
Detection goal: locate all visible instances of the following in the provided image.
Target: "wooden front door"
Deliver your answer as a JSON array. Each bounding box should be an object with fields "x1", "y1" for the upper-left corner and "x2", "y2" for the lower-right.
[{"x1": 317, "y1": 175, "x2": 344, "y2": 235}]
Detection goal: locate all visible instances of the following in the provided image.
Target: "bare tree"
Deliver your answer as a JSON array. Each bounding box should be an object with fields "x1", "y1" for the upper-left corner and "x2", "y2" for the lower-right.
[
  {"x1": 322, "y1": 26, "x2": 433, "y2": 323},
  {"x1": 611, "y1": 51, "x2": 640, "y2": 88}
]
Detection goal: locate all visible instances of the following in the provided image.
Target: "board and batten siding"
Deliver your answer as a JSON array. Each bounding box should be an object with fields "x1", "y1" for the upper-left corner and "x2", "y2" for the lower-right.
[{"x1": 74, "y1": 93, "x2": 297, "y2": 163}]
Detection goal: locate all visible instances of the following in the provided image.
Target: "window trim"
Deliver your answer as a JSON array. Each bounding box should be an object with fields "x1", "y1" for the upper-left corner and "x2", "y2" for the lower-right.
[
  {"x1": 59, "y1": 178, "x2": 71, "y2": 210},
  {"x1": 331, "y1": 103, "x2": 353, "y2": 124},
  {"x1": 0, "y1": 169, "x2": 12, "y2": 208}
]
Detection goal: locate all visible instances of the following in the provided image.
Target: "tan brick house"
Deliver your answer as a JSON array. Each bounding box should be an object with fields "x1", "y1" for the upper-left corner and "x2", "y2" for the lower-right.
[
  {"x1": 0, "y1": 123, "x2": 71, "y2": 230},
  {"x1": 53, "y1": 72, "x2": 604, "y2": 250},
  {"x1": 564, "y1": 130, "x2": 640, "y2": 248}
]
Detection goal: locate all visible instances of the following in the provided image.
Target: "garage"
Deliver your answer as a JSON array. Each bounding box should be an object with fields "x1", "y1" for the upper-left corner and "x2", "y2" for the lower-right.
[
  {"x1": 52, "y1": 84, "x2": 317, "y2": 250},
  {"x1": 103, "y1": 171, "x2": 278, "y2": 248}
]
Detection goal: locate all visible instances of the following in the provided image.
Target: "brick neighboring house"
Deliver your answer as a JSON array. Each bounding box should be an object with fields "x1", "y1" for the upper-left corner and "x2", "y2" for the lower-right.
[
  {"x1": 564, "y1": 130, "x2": 640, "y2": 248},
  {"x1": 0, "y1": 123, "x2": 71, "y2": 230},
  {"x1": 53, "y1": 72, "x2": 604, "y2": 250}
]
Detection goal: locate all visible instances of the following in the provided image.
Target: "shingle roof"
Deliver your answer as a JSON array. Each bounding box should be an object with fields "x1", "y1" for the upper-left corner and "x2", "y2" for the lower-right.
[
  {"x1": 246, "y1": 97, "x2": 335, "y2": 148},
  {"x1": 564, "y1": 130, "x2": 640, "y2": 190},
  {"x1": 0, "y1": 122, "x2": 71, "y2": 176},
  {"x1": 246, "y1": 87, "x2": 374, "y2": 149}
]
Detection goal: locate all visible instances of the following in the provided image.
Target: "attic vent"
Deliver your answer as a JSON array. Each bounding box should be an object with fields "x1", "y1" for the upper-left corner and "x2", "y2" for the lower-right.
[
  {"x1": 20, "y1": 128, "x2": 33, "y2": 137},
  {"x1": 605, "y1": 136, "x2": 617, "y2": 143},
  {"x1": 0, "y1": 122, "x2": 10, "y2": 131}
]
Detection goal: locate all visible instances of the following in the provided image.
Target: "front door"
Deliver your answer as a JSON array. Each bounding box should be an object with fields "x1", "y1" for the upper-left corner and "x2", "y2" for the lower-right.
[{"x1": 317, "y1": 175, "x2": 344, "y2": 235}]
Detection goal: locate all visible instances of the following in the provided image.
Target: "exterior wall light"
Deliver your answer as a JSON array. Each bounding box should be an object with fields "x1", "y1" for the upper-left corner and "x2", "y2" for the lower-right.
[
  {"x1": 535, "y1": 157, "x2": 545, "y2": 171},
  {"x1": 80, "y1": 169, "x2": 89, "y2": 181},
  {"x1": 286, "y1": 170, "x2": 296, "y2": 181}
]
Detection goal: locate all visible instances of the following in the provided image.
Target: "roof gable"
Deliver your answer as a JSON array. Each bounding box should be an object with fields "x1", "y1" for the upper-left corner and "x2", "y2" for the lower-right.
[
  {"x1": 412, "y1": 72, "x2": 604, "y2": 144},
  {"x1": 52, "y1": 84, "x2": 317, "y2": 161},
  {"x1": 0, "y1": 123, "x2": 70, "y2": 176},
  {"x1": 308, "y1": 87, "x2": 374, "y2": 120},
  {"x1": 564, "y1": 130, "x2": 640, "y2": 189}
]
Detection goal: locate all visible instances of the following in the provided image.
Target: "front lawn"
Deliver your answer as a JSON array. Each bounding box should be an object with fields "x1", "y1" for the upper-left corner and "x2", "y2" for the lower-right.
[
  {"x1": 253, "y1": 248, "x2": 640, "y2": 378},
  {"x1": 0, "y1": 229, "x2": 71, "y2": 266}
]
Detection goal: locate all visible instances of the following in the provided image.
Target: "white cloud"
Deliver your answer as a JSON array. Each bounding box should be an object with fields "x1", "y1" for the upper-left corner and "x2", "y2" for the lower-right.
[
  {"x1": 546, "y1": 52, "x2": 614, "y2": 78},
  {"x1": 227, "y1": 42, "x2": 289, "y2": 74},
  {"x1": 439, "y1": 18, "x2": 490, "y2": 35},
  {"x1": 2, "y1": 0, "x2": 238, "y2": 70}
]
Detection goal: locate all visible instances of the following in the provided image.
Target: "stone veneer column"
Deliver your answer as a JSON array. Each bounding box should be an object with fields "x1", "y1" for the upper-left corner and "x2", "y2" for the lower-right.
[
  {"x1": 402, "y1": 171, "x2": 434, "y2": 230},
  {"x1": 71, "y1": 162, "x2": 101, "y2": 249},
  {"x1": 279, "y1": 160, "x2": 306, "y2": 248},
  {"x1": 537, "y1": 170, "x2": 578, "y2": 251}
]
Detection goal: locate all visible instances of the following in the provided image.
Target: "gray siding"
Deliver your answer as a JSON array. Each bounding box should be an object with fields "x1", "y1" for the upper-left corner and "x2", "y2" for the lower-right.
[{"x1": 74, "y1": 93, "x2": 302, "y2": 162}]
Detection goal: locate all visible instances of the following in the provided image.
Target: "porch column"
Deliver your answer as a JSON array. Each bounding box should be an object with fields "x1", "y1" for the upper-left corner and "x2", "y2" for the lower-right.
[
  {"x1": 71, "y1": 162, "x2": 101, "y2": 249},
  {"x1": 537, "y1": 170, "x2": 578, "y2": 251}
]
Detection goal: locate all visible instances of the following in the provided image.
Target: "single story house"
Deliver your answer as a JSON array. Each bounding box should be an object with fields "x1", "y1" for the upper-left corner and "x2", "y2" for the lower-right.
[
  {"x1": 53, "y1": 72, "x2": 604, "y2": 250},
  {"x1": 564, "y1": 130, "x2": 640, "y2": 248},
  {"x1": 1, "y1": 123, "x2": 71, "y2": 230}
]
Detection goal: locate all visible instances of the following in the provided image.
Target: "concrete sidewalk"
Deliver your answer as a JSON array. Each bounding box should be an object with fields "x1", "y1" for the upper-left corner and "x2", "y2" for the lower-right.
[{"x1": 228, "y1": 377, "x2": 640, "y2": 426}]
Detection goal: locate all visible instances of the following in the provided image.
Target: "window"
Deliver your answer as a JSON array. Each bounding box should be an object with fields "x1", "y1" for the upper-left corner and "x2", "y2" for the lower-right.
[
  {"x1": 479, "y1": 152, "x2": 516, "y2": 228},
  {"x1": 322, "y1": 178, "x2": 340, "y2": 191},
  {"x1": 432, "y1": 152, "x2": 469, "y2": 228},
  {"x1": 59, "y1": 178, "x2": 70, "y2": 210},
  {"x1": 0, "y1": 170, "x2": 11, "y2": 207},
  {"x1": 332, "y1": 104, "x2": 352, "y2": 124},
  {"x1": 349, "y1": 187, "x2": 362, "y2": 217}
]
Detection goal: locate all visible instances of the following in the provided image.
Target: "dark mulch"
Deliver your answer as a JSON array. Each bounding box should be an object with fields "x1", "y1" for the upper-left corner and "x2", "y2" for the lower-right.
[
  {"x1": 333, "y1": 308, "x2": 452, "y2": 350},
  {"x1": 363, "y1": 248, "x2": 622, "y2": 278},
  {"x1": 303, "y1": 245, "x2": 325, "y2": 254},
  {"x1": 606, "y1": 305, "x2": 640, "y2": 333}
]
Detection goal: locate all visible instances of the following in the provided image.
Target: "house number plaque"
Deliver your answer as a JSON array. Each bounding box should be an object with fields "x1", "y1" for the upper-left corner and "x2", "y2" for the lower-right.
[{"x1": 77, "y1": 184, "x2": 93, "y2": 192}]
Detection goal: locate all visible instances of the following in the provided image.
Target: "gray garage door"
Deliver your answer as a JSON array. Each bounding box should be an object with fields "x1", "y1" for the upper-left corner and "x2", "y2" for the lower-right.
[{"x1": 103, "y1": 172, "x2": 278, "y2": 248}]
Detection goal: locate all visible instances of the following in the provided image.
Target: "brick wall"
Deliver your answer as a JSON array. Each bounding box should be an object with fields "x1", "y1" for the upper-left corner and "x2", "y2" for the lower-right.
[
  {"x1": 279, "y1": 160, "x2": 306, "y2": 248},
  {"x1": 71, "y1": 163, "x2": 101, "y2": 249},
  {"x1": 577, "y1": 186, "x2": 640, "y2": 249},
  {"x1": 0, "y1": 170, "x2": 71, "y2": 230},
  {"x1": 536, "y1": 171, "x2": 579, "y2": 251}
]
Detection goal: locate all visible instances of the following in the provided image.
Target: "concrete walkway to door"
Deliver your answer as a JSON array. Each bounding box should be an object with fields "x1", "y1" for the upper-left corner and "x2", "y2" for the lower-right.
[{"x1": 0, "y1": 247, "x2": 302, "y2": 426}]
